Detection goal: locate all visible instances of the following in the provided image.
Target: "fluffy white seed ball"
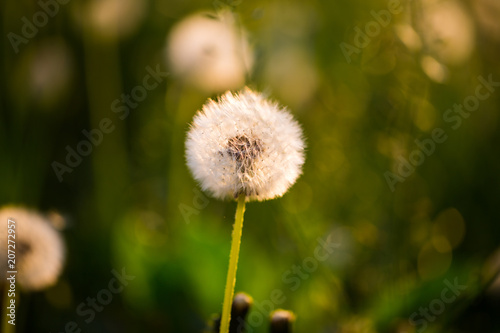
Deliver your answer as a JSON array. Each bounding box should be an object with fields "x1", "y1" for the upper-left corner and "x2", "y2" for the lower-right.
[
  {"x1": 419, "y1": 0, "x2": 475, "y2": 66},
  {"x1": 186, "y1": 88, "x2": 306, "y2": 201},
  {"x1": 0, "y1": 206, "x2": 65, "y2": 291},
  {"x1": 166, "y1": 11, "x2": 254, "y2": 93}
]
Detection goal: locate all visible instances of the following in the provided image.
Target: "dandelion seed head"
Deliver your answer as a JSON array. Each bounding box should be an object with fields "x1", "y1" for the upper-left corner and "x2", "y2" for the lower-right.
[
  {"x1": 0, "y1": 206, "x2": 65, "y2": 291},
  {"x1": 419, "y1": 0, "x2": 474, "y2": 66},
  {"x1": 186, "y1": 88, "x2": 306, "y2": 201},
  {"x1": 166, "y1": 10, "x2": 253, "y2": 93}
]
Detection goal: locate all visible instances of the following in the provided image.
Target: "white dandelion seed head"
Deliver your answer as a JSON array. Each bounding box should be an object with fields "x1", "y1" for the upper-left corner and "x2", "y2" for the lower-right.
[
  {"x1": 0, "y1": 206, "x2": 65, "y2": 291},
  {"x1": 419, "y1": 0, "x2": 475, "y2": 66},
  {"x1": 166, "y1": 10, "x2": 254, "y2": 93},
  {"x1": 185, "y1": 88, "x2": 306, "y2": 201}
]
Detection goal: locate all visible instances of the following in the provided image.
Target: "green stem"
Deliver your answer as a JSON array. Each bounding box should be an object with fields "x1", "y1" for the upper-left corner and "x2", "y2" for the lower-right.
[
  {"x1": 2, "y1": 286, "x2": 14, "y2": 333},
  {"x1": 220, "y1": 194, "x2": 246, "y2": 333}
]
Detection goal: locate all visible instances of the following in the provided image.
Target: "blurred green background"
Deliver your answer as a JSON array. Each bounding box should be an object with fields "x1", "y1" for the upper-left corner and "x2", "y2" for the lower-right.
[{"x1": 2, "y1": 0, "x2": 500, "y2": 332}]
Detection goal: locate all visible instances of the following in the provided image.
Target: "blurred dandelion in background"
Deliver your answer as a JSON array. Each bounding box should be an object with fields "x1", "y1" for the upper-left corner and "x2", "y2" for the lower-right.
[
  {"x1": 418, "y1": 0, "x2": 475, "y2": 66},
  {"x1": 414, "y1": 0, "x2": 475, "y2": 82},
  {"x1": 0, "y1": 206, "x2": 65, "y2": 291},
  {"x1": 10, "y1": 38, "x2": 74, "y2": 111},
  {"x1": 166, "y1": 10, "x2": 254, "y2": 93}
]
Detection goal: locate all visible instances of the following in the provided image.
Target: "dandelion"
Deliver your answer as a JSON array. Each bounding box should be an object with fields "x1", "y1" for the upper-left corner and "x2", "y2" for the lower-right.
[
  {"x1": 0, "y1": 206, "x2": 65, "y2": 291},
  {"x1": 418, "y1": 0, "x2": 475, "y2": 66},
  {"x1": 186, "y1": 88, "x2": 305, "y2": 201},
  {"x1": 166, "y1": 11, "x2": 253, "y2": 93},
  {"x1": 28, "y1": 38, "x2": 74, "y2": 109},
  {"x1": 185, "y1": 88, "x2": 305, "y2": 333}
]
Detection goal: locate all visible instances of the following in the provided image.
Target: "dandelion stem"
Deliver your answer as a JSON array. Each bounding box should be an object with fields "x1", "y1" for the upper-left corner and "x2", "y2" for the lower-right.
[{"x1": 220, "y1": 193, "x2": 246, "y2": 333}]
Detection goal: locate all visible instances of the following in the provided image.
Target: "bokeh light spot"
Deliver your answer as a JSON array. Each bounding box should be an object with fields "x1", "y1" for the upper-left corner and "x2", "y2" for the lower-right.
[
  {"x1": 432, "y1": 208, "x2": 466, "y2": 249},
  {"x1": 417, "y1": 242, "x2": 452, "y2": 280}
]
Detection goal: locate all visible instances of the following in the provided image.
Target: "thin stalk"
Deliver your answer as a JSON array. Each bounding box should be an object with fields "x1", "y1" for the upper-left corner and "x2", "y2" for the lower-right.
[{"x1": 220, "y1": 194, "x2": 246, "y2": 333}]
